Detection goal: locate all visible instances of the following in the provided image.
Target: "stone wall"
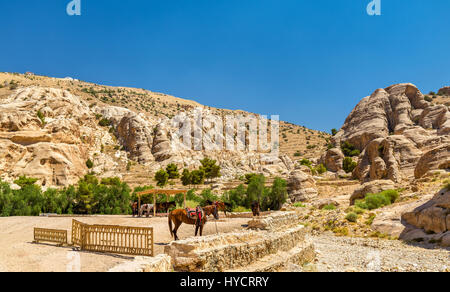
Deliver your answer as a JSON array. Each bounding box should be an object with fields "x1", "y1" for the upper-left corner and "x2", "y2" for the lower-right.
[
  {"x1": 247, "y1": 211, "x2": 300, "y2": 230},
  {"x1": 164, "y1": 211, "x2": 314, "y2": 272},
  {"x1": 109, "y1": 254, "x2": 172, "y2": 272}
]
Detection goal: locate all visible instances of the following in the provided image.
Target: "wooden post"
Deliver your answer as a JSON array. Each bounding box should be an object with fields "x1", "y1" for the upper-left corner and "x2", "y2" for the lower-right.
[
  {"x1": 153, "y1": 194, "x2": 156, "y2": 217},
  {"x1": 138, "y1": 195, "x2": 141, "y2": 213}
]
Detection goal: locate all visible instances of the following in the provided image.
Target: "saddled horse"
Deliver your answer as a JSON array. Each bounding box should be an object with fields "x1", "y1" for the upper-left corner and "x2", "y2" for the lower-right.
[
  {"x1": 205, "y1": 200, "x2": 232, "y2": 217},
  {"x1": 251, "y1": 201, "x2": 260, "y2": 217},
  {"x1": 131, "y1": 202, "x2": 139, "y2": 217},
  {"x1": 168, "y1": 205, "x2": 219, "y2": 241},
  {"x1": 139, "y1": 204, "x2": 154, "y2": 217}
]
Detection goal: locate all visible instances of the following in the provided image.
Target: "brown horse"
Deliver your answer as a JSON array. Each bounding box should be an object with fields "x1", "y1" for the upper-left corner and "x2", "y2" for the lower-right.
[
  {"x1": 155, "y1": 201, "x2": 176, "y2": 213},
  {"x1": 131, "y1": 202, "x2": 138, "y2": 217},
  {"x1": 168, "y1": 206, "x2": 219, "y2": 241},
  {"x1": 251, "y1": 201, "x2": 260, "y2": 217},
  {"x1": 205, "y1": 200, "x2": 232, "y2": 216},
  {"x1": 202, "y1": 205, "x2": 220, "y2": 218}
]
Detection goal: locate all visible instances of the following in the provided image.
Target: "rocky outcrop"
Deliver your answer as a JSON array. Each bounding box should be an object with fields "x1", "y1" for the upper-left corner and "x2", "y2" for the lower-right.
[
  {"x1": 0, "y1": 87, "x2": 99, "y2": 186},
  {"x1": 319, "y1": 148, "x2": 344, "y2": 172},
  {"x1": 332, "y1": 83, "x2": 450, "y2": 182},
  {"x1": 401, "y1": 188, "x2": 449, "y2": 234},
  {"x1": 0, "y1": 86, "x2": 294, "y2": 186},
  {"x1": 414, "y1": 144, "x2": 450, "y2": 179},
  {"x1": 287, "y1": 170, "x2": 318, "y2": 202},
  {"x1": 116, "y1": 113, "x2": 155, "y2": 164},
  {"x1": 350, "y1": 179, "x2": 396, "y2": 205},
  {"x1": 438, "y1": 86, "x2": 450, "y2": 96}
]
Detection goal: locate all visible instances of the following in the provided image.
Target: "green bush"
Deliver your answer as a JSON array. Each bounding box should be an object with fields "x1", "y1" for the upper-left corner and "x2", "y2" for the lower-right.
[
  {"x1": 37, "y1": 110, "x2": 46, "y2": 125},
  {"x1": 86, "y1": 159, "x2": 94, "y2": 169},
  {"x1": 293, "y1": 202, "x2": 306, "y2": 208},
  {"x1": 355, "y1": 190, "x2": 399, "y2": 210},
  {"x1": 315, "y1": 164, "x2": 327, "y2": 175},
  {"x1": 331, "y1": 128, "x2": 338, "y2": 136},
  {"x1": 345, "y1": 212, "x2": 358, "y2": 223},
  {"x1": 341, "y1": 141, "x2": 359, "y2": 157},
  {"x1": 322, "y1": 204, "x2": 336, "y2": 210},
  {"x1": 232, "y1": 206, "x2": 251, "y2": 213},
  {"x1": 343, "y1": 157, "x2": 357, "y2": 173},
  {"x1": 98, "y1": 118, "x2": 111, "y2": 127},
  {"x1": 299, "y1": 159, "x2": 312, "y2": 167},
  {"x1": 424, "y1": 96, "x2": 433, "y2": 102}
]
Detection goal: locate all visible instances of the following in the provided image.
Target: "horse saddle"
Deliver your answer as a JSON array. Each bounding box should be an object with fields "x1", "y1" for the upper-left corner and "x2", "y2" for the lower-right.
[{"x1": 186, "y1": 206, "x2": 203, "y2": 221}]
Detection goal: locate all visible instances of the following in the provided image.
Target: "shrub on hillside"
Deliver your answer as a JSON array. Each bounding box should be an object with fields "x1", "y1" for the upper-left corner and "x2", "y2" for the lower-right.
[
  {"x1": 345, "y1": 212, "x2": 358, "y2": 223},
  {"x1": 355, "y1": 190, "x2": 399, "y2": 210},
  {"x1": 341, "y1": 141, "x2": 360, "y2": 157},
  {"x1": 343, "y1": 157, "x2": 357, "y2": 173}
]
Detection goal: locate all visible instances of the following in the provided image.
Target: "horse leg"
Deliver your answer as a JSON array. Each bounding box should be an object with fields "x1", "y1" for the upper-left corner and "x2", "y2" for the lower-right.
[
  {"x1": 195, "y1": 223, "x2": 199, "y2": 236},
  {"x1": 199, "y1": 222, "x2": 204, "y2": 236},
  {"x1": 173, "y1": 221, "x2": 181, "y2": 241}
]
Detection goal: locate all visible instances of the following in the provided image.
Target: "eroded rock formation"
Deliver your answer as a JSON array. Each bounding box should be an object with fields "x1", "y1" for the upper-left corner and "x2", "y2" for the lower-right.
[{"x1": 326, "y1": 83, "x2": 450, "y2": 182}]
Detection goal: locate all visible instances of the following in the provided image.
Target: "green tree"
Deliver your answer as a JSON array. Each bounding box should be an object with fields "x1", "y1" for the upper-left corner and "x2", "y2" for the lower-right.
[
  {"x1": 181, "y1": 169, "x2": 192, "y2": 187},
  {"x1": 200, "y1": 157, "x2": 221, "y2": 183},
  {"x1": 331, "y1": 128, "x2": 338, "y2": 136},
  {"x1": 166, "y1": 163, "x2": 180, "y2": 179},
  {"x1": 14, "y1": 176, "x2": 38, "y2": 189},
  {"x1": 190, "y1": 169, "x2": 205, "y2": 186},
  {"x1": 154, "y1": 169, "x2": 169, "y2": 188},
  {"x1": 246, "y1": 174, "x2": 266, "y2": 208},
  {"x1": 266, "y1": 177, "x2": 287, "y2": 210}
]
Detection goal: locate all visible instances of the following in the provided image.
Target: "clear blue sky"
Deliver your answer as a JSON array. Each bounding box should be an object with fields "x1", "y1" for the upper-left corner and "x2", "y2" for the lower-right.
[{"x1": 1, "y1": 1, "x2": 450, "y2": 132}]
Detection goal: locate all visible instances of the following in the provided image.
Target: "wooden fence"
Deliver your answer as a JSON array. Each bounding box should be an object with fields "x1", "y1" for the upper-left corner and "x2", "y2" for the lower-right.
[
  {"x1": 71, "y1": 220, "x2": 154, "y2": 257},
  {"x1": 33, "y1": 228, "x2": 68, "y2": 246}
]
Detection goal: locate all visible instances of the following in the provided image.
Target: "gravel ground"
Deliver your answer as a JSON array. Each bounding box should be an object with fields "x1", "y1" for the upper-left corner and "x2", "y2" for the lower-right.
[{"x1": 311, "y1": 233, "x2": 450, "y2": 272}]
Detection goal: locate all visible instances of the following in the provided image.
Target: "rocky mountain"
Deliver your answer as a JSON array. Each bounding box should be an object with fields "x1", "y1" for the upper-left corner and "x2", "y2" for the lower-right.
[
  {"x1": 0, "y1": 72, "x2": 329, "y2": 188},
  {"x1": 322, "y1": 83, "x2": 450, "y2": 183}
]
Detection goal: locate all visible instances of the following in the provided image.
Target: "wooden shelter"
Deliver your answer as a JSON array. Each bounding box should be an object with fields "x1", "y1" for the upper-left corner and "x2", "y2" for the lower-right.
[{"x1": 136, "y1": 189, "x2": 188, "y2": 217}]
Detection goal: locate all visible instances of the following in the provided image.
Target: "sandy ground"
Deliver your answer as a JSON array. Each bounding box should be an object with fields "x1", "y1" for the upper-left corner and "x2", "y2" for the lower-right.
[{"x1": 0, "y1": 214, "x2": 248, "y2": 272}]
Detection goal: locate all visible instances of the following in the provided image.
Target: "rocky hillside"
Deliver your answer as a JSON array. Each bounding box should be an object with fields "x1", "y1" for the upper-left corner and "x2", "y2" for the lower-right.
[
  {"x1": 321, "y1": 83, "x2": 450, "y2": 183},
  {"x1": 0, "y1": 72, "x2": 329, "y2": 188}
]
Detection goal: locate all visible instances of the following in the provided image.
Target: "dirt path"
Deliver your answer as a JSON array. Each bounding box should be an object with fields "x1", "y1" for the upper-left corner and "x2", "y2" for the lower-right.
[
  {"x1": 0, "y1": 215, "x2": 248, "y2": 272},
  {"x1": 310, "y1": 233, "x2": 450, "y2": 272}
]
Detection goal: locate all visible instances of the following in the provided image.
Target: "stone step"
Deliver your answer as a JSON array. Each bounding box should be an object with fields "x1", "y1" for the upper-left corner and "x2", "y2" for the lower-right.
[{"x1": 225, "y1": 239, "x2": 315, "y2": 272}]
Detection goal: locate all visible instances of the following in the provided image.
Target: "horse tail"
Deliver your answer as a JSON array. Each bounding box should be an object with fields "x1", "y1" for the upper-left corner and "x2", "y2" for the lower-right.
[{"x1": 168, "y1": 211, "x2": 173, "y2": 237}]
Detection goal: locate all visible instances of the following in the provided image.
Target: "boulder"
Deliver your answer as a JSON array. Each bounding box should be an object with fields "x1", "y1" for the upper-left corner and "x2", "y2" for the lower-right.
[
  {"x1": 319, "y1": 148, "x2": 344, "y2": 172},
  {"x1": 414, "y1": 144, "x2": 450, "y2": 179},
  {"x1": 287, "y1": 170, "x2": 318, "y2": 202},
  {"x1": 401, "y1": 188, "x2": 450, "y2": 234}
]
